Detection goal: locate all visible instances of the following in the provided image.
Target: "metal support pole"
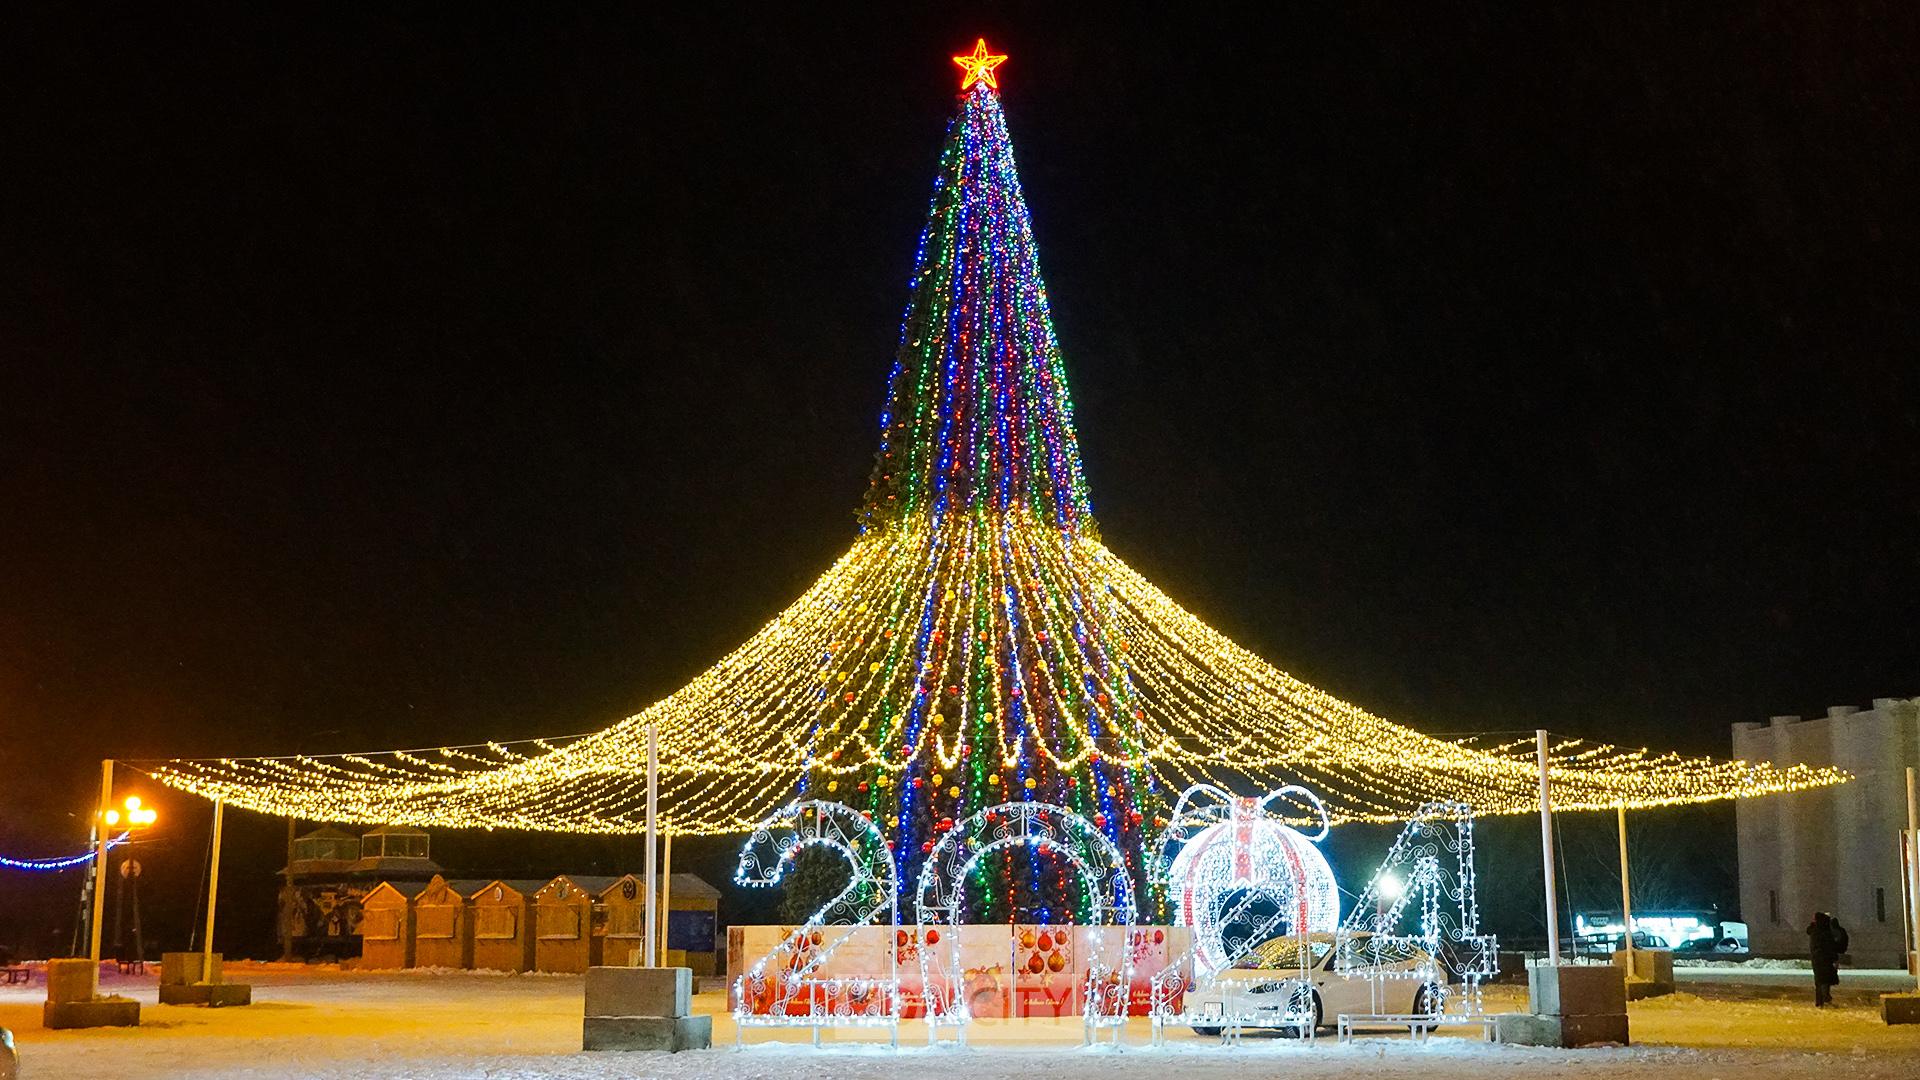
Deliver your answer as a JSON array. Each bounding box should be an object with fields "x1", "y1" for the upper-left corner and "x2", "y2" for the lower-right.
[
  {"x1": 1907, "y1": 766, "x2": 1919, "y2": 985},
  {"x1": 658, "y1": 831, "x2": 674, "y2": 962},
  {"x1": 113, "y1": 852, "x2": 127, "y2": 959},
  {"x1": 71, "y1": 820, "x2": 98, "y2": 956},
  {"x1": 87, "y1": 759, "x2": 114, "y2": 965},
  {"x1": 1536, "y1": 730, "x2": 1559, "y2": 964},
  {"x1": 129, "y1": 868, "x2": 145, "y2": 967},
  {"x1": 1617, "y1": 803, "x2": 1633, "y2": 964},
  {"x1": 203, "y1": 797, "x2": 225, "y2": 982},
  {"x1": 644, "y1": 723, "x2": 658, "y2": 968}
]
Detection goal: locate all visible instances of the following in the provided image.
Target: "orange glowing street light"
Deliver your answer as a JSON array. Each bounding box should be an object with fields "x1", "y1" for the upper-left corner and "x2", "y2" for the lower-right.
[
  {"x1": 89, "y1": 765, "x2": 160, "y2": 966},
  {"x1": 103, "y1": 795, "x2": 157, "y2": 829}
]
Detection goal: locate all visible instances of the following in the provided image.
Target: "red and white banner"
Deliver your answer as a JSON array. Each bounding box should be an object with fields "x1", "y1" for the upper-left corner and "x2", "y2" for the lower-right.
[{"x1": 729, "y1": 924, "x2": 1190, "y2": 1018}]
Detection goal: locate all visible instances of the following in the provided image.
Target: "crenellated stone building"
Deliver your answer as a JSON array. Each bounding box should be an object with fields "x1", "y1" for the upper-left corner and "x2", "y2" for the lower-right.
[{"x1": 1734, "y1": 698, "x2": 1918, "y2": 968}]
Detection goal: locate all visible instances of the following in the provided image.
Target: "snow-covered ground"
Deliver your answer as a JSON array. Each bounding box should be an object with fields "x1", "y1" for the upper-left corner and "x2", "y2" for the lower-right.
[
  {"x1": 2, "y1": 963, "x2": 1914, "y2": 1079},
  {"x1": 1676, "y1": 957, "x2": 1814, "y2": 970}
]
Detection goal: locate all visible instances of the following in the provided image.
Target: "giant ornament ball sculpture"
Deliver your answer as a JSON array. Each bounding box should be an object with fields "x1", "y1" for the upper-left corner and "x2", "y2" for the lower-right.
[{"x1": 1150, "y1": 784, "x2": 1340, "y2": 1042}]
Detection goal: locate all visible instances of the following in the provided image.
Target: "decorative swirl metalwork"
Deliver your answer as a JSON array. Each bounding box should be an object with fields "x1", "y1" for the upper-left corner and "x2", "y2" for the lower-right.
[
  {"x1": 914, "y1": 801, "x2": 1137, "y2": 1043},
  {"x1": 732, "y1": 799, "x2": 901, "y2": 1041},
  {"x1": 1149, "y1": 784, "x2": 1340, "y2": 1042},
  {"x1": 1335, "y1": 800, "x2": 1497, "y2": 1020}
]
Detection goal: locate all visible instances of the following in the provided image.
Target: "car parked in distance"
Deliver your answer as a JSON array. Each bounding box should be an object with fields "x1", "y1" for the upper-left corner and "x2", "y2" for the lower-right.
[
  {"x1": 1673, "y1": 935, "x2": 1748, "y2": 956},
  {"x1": 1572, "y1": 930, "x2": 1670, "y2": 959}
]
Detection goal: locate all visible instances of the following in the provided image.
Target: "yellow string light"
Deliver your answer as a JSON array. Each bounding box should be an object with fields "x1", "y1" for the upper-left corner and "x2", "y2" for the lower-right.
[
  {"x1": 138, "y1": 46, "x2": 1849, "y2": 836},
  {"x1": 141, "y1": 511, "x2": 1846, "y2": 833}
]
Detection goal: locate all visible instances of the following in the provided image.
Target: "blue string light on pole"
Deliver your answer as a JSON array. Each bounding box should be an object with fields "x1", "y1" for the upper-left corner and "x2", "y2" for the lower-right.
[{"x1": 0, "y1": 832, "x2": 130, "y2": 872}]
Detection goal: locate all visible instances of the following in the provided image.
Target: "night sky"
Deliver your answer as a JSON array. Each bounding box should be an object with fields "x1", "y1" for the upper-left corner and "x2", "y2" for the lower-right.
[{"x1": 3, "y1": 8, "x2": 1916, "y2": 950}]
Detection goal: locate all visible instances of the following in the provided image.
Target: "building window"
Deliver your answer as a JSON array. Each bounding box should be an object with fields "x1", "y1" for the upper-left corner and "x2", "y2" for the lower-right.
[
  {"x1": 1768, "y1": 889, "x2": 1779, "y2": 924},
  {"x1": 1877, "y1": 886, "x2": 1888, "y2": 923}
]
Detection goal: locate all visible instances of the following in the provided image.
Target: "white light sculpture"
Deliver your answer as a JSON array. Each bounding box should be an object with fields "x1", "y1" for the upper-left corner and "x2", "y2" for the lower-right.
[
  {"x1": 1334, "y1": 800, "x2": 1498, "y2": 1032},
  {"x1": 1149, "y1": 784, "x2": 1341, "y2": 1044},
  {"x1": 732, "y1": 799, "x2": 900, "y2": 1047},
  {"x1": 915, "y1": 801, "x2": 1136, "y2": 1046}
]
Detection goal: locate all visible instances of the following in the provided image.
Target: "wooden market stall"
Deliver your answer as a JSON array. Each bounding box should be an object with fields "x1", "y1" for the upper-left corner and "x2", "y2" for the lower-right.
[
  {"x1": 532, "y1": 874, "x2": 617, "y2": 973},
  {"x1": 358, "y1": 880, "x2": 430, "y2": 969},
  {"x1": 595, "y1": 874, "x2": 648, "y2": 966},
  {"x1": 467, "y1": 879, "x2": 546, "y2": 973},
  {"x1": 410, "y1": 876, "x2": 490, "y2": 970}
]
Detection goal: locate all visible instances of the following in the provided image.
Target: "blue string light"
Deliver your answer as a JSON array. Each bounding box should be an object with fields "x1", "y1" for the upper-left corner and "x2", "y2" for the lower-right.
[{"x1": 0, "y1": 832, "x2": 130, "y2": 872}]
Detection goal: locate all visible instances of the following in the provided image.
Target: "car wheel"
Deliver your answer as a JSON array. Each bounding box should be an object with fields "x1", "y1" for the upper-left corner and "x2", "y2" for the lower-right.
[
  {"x1": 1412, "y1": 983, "x2": 1440, "y2": 1015},
  {"x1": 1278, "y1": 989, "x2": 1321, "y2": 1037},
  {"x1": 1191, "y1": 1025, "x2": 1222, "y2": 1037}
]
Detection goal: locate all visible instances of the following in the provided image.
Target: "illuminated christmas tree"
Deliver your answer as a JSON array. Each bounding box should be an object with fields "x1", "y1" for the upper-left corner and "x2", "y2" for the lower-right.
[
  {"x1": 152, "y1": 42, "x2": 1844, "y2": 923},
  {"x1": 832, "y1": 39, "x2": 1166, "y2": 919}
]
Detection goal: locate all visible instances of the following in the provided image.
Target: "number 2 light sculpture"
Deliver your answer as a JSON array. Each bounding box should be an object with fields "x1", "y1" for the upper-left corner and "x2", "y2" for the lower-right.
[{"x1": 732, "y1": 799, "x2": 900, "y2": 1047}]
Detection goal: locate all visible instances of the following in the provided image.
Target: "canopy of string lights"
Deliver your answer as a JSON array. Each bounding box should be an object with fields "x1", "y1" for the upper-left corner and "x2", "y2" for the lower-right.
[{"x1": 139, "y1": 43, "x2": 1845, "y2": 843}]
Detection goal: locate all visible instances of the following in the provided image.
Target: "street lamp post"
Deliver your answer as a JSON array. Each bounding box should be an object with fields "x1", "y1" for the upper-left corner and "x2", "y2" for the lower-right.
[
  {"x1": 86, "y1": 761, "x2": 114, "y2": 966},
  {"x1": 85, "y1": 764, "x2": 158, "y2": 967}
]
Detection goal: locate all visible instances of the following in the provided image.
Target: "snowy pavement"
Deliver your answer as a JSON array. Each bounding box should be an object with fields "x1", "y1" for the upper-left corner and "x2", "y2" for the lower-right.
[
  {"x1": 1674, "y1": 964, "x2": 1916, "y2": 1001},
  {"x1": 2, "y1": 963, "x2": 1914, "y2": 1079}
]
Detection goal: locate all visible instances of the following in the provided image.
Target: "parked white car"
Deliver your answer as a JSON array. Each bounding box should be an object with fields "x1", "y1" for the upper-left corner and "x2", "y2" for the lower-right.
[{"x1": 1185, "y1": 932, "x2": 1445, "y2": 1035}]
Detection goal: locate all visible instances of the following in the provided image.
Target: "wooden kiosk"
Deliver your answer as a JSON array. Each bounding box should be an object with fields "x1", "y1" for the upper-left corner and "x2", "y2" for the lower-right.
[
  {"x1": 410, "y1": 876, "x2": 482, "y2": 969},
  {"x1": 532, "y1": 875, "x2": 615, "y2": 973},
  {"x1": 596, "y1": 874, "x2": 648, "y2": 966},
  {"x1": 468, "y1": 879, "x2": 545, "y2": 972},
  {"x1": 358, "y1": 881, "x2": 430, "y2": 969}
]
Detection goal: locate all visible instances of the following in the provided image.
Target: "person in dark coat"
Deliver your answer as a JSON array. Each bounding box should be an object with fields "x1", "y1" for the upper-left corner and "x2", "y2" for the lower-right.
[{"x1": 1807, "y1": 911, "x2": 1847, "y2": 1006}]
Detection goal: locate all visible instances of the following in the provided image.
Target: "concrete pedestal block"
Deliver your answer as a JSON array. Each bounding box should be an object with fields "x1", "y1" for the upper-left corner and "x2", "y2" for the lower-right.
[
  {"x1": 1613, "y1": 949, "x2": 1675, "y2": 999},
  {"x1": 159, "y1": 982, "x2": 253, "y2": 1007},
  {"x1": 45, "y1": 958, "x2": 98, "y2": 1004},
  {"x1": 1491, "y1": 1011, "x2": 1629, "y2": 1047},
  {"x1": 1882, "y1": 993, "x2": 1920, "y2": 1025},
  {"x1": 160, "y1": 952, "x2": 223, "y2": 986},
  {"x1": 44, "y1": 998, "x2": 140, "y2": 1030},
  {"x1": 583, "y1": 1013, "x2": 712, "y2": 1052},
  {"x1": 586, "y1": 966, "x2": 692, "y2": 1019},
  {"x1": 1529, "y1": 964, "x2": 1627, "y2": 1016}
]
